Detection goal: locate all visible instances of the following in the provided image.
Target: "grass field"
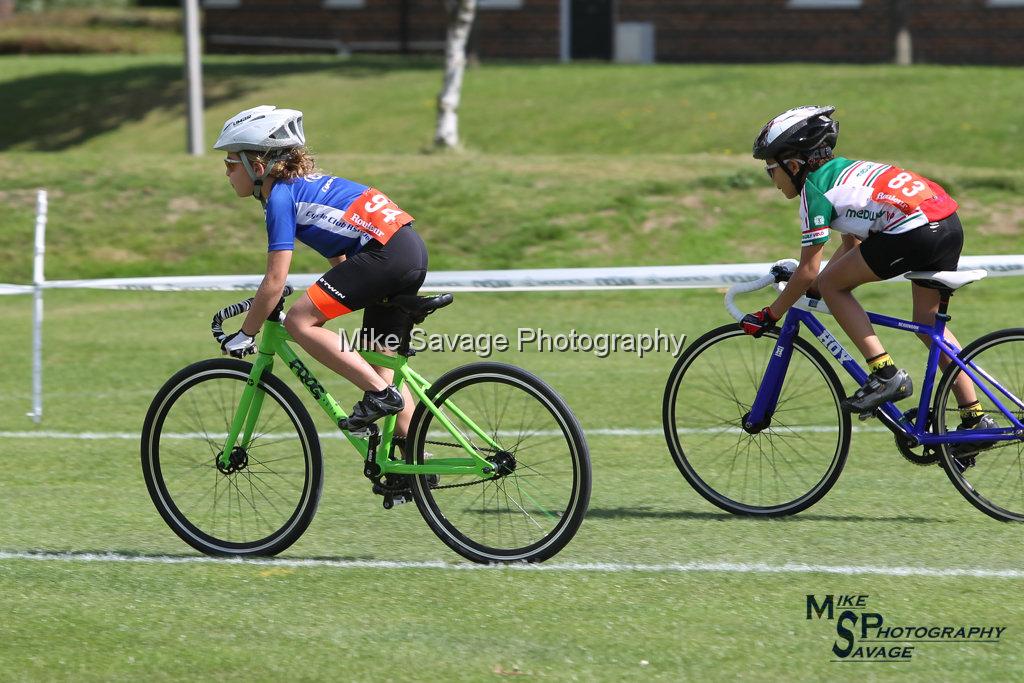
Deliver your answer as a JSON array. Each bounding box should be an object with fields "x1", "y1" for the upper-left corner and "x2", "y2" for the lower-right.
[
  {"x1": 3, "y1": 282, "x2": 1024, "y2": 680},
  {"x1": 2, "y1": 56, "x2": 1023, "y2": 285},
  {"x1": 3, "y1": 52, "x2": 1024, "y2": 679},
  {"x1": 0, "y1": 7, "x2": 180, "y2": 55}
]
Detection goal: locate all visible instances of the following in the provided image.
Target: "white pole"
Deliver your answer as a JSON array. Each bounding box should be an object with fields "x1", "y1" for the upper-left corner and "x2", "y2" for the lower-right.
[
  {"x1": 29, "y1": 189, "x2": 47, "y2": 424},
  {"x1": 560, "y1": 0, "x2": 570, "y2": 63},
  {"x1": 183, "y1": 0, "x2": 204, "y2": 155}
]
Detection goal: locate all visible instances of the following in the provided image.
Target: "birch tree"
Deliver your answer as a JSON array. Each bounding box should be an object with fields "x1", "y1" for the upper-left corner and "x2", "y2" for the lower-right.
[{"x1": 434, "y1": 0, "x2": 477, "y2": 149}]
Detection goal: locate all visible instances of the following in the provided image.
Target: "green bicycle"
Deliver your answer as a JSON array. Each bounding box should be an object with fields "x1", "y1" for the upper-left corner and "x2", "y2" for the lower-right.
[{"x1": 141, "y1": 288, "x2": 591, "y2": 563}]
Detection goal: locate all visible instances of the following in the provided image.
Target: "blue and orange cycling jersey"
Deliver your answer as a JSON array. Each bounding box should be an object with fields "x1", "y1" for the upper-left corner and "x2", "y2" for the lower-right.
[{"x1": 264, "y1": 173, "x2": 414, "y2": 257}]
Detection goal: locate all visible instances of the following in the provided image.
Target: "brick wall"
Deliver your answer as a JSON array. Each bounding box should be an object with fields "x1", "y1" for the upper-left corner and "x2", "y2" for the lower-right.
[
  {"x1": 473, "y1": 3, "x2": 561, "y2": 60},
  {"x1": 618, "y1": 0, "x2": 1024, "y2": 65},
  {"x1": 619, "y1": 0, "x2": 896, "y2": 63},
  {"x1": 910, "y1": 1, "x2": 1024, "y2": 64},
  {"x1": 203, "y1": 1, "x2": 560, "y2": 57},
  {"x1": 203, "y1": 1, "x2": 1024, "y2": 65}
]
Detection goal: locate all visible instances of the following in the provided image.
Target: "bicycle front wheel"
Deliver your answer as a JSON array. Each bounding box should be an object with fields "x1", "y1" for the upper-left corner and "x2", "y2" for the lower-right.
[
  {"x1": 406, "y1": 362, "x2": 591, "y2": 563},
  {"x1": 141, "y1": 358, "x2": 323, "y2": 556},
  {"x1": 663, "y1": 324, "x2": 851, "y2": 516},
  {"x1": 934, "y1": 328, "x2": 1024, "y2": 521}
]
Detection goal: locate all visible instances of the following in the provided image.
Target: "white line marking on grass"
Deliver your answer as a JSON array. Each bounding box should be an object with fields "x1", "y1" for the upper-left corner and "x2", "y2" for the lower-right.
[
  {"x1": 1, "y1": 551, "x2": 1022, "y2": 579},
  {"x1": 0, "y1": 426, "x2": 889, "y2": 440},
  {"x1": 0, "y1": 431, "x2": 144, "y2": 440}
]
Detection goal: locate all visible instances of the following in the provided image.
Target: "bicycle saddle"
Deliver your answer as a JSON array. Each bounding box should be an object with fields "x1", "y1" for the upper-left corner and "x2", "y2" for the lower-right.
[
  {"x1": 384, "y1": 293, "x2": 454, "y2": 323},
  {"x1": 904, "y1": 270, "x2": 987, "y2": 291}
]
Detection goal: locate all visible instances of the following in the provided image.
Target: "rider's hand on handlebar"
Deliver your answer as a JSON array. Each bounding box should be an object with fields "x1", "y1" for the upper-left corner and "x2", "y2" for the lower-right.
[
  {"x1": 740, "y1": 306, "x2": 778, "y2": 338},
  {"x1": 221, "y1": 330, "x2": 256, "y2": 358}
]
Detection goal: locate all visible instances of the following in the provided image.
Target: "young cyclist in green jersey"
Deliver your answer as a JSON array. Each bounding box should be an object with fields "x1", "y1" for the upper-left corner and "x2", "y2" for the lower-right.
[{"x1": 743, "y1": 105, "x2": 993, "y2": 448}]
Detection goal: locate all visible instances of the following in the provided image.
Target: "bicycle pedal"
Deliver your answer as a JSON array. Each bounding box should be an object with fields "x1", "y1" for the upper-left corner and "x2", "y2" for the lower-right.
[{"x1": 382, "y1": 494, "x2": 411, "y2": 510}]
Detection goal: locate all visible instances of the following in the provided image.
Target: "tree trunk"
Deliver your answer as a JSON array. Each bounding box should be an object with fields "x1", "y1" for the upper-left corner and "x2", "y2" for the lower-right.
[{"x1": 434, "y1": 0, "x2": 477, "y2": 149}]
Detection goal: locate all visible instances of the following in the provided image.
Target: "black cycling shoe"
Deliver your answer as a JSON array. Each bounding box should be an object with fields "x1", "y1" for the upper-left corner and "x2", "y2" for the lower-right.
[
  {"x1": 949, "y1": 415, "x2": 999, "y2": 472},
  {"x1": 339, "y1": 385, "x2": 405, "y2": 435},
  {"x1": 842, "y1": 368, "x2": 913, "y2": 421}
]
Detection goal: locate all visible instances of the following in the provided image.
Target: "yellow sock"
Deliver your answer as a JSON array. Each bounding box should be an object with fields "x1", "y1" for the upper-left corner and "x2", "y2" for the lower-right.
[
  {"x1": 959, "y1": 401, "x2": 984, "y2": 424},
  {"x1": 867, "y1": 352, "x2": 895, "y2": 374}
]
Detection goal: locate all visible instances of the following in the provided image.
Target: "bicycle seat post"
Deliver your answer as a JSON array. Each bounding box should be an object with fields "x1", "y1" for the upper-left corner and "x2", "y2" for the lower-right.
[{"x1": 935, "y1": 288, "x2": 953, "y2": 330}]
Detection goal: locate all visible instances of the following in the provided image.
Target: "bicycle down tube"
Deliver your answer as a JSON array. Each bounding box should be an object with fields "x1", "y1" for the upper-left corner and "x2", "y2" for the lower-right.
[
  {"x1": 219, "y1": 320, "x2": 498, "y2": 477},
  {"x1": 746, "y1": 304, "x2": 1024, "y2": 446}
]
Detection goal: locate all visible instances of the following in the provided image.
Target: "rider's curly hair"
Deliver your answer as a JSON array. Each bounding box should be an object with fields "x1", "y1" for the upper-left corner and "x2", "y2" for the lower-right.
[{"x1": 246, "y1": 146, "x2": 317, "y2": 180}]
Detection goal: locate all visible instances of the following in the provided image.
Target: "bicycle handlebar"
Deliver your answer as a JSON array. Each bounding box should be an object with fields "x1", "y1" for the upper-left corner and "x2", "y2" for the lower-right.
[
  {"x1": 724, "y1": 275, "x2": 776, "y2": 322},
  {"x1": 211, "y1": 285, "x2": 294, "y2": 342},
  {"x1": 723, "y1": 259, "x2": 799, "y2": 322}
]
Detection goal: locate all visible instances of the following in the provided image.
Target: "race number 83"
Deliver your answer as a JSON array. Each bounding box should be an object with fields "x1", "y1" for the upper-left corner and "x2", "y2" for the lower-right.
[{"x1": 887, "y1": 172, "x2": 927, "y2": 198}]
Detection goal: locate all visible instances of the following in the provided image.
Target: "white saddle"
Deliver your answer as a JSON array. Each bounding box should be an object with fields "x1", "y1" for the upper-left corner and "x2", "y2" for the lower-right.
[{"x1": 903, "y1": 269, "x2": 987, "y2": 290}]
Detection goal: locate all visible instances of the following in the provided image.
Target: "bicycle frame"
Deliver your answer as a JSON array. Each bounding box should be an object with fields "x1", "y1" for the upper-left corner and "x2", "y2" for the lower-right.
[
  {"x1": 216, "y1": 319, "x2": 500, "y2": 477},
  {"x1": 748, "y1": 301, "x2": 1024, "y2": 447}
]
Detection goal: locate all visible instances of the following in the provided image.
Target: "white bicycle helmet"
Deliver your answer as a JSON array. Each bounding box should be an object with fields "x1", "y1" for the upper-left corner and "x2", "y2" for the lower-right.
[{"x1": 214, "y1": 105, "x2": 306, "y2": 201}]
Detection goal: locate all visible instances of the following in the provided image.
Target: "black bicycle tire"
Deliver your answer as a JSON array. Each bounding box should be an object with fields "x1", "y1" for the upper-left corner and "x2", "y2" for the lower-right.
[
  {"x1": 141, "y1": 358, "x2": 324, "y2": 555},
  {"x1": 934, "y1": 328, "x2": 1024, "y2": 522},
  {"x1": 663, "y1": 323, "x2": 852, "y2": 516},
  {"x1": 406, "y1": 362, "x2": 591, "y2": 563}
]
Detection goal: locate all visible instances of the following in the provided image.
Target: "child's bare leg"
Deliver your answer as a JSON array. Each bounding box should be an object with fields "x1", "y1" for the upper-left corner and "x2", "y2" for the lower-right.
[
  {"x1": 284, "y1": 295, "x2": 388, "y2": 391},
  {"x1": 819, "y1": 247, "x2": 913, "y2": 412},
  {"x1": 816, "y1": 248, "x2": 883, "y2": 358}
]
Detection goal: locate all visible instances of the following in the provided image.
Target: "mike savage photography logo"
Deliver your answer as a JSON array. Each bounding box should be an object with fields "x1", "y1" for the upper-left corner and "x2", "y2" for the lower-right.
[
  {"x1": 338, "y1": 327, "x2": 688, "y2": 359},
  {"x1": 806, "y1": 593, "x2": 1006, "y2": 663}
]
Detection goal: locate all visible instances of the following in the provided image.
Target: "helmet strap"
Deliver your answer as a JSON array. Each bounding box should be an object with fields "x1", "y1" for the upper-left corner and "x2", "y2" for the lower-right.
[
  {"x1": 776, "y1": 157, "x2": 809, "y2": 193},
  {"x1": 239, "y1": 152, "x2": 279, "y2": 207}
]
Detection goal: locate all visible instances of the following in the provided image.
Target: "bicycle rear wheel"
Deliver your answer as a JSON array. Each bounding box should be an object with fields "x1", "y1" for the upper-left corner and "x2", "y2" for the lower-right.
[
  {"x1": 663, "y1": 324, "x2": 851, "y2": 516},
  {"x1": 141, "y1": 358, "x2": 323, "y2": 556},
  {"x1": 934, "y1": 328, "x2": 1024, "y2": 521},
  {"x1": 406, "y1": 362, "x2": 591, "y2": 563}
]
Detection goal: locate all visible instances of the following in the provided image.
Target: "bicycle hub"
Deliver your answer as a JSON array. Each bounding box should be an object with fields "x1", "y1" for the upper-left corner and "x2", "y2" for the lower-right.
[
  {"x1": 216, "y1": 446, "x2": 249, "y2": 474},
  {"x1": 487, "y1": 451, "x2": 517, "y2": 477}
]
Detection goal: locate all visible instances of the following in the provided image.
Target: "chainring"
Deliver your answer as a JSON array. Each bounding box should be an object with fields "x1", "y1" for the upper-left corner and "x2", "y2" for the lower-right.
[{"x1": 894, "y1": 408, "x2": 940, "y2": 466}]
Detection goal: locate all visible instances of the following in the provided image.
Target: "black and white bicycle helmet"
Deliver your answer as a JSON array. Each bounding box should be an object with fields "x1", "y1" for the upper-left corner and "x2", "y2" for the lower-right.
[
  {"x1": 214, "y1": 105, "x2": 305, "y2": 201},
  {"x1": 753, "y1": 105, "x2": 838, "y2": 191},
  {"x1": 753, "y1": 105, "x2": 838, "y2": 161}
]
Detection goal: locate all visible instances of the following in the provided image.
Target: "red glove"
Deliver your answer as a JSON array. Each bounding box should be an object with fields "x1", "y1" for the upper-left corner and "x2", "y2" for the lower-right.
[{"x1": 740, "y1": 306, "x2": 778, "y2": 338}]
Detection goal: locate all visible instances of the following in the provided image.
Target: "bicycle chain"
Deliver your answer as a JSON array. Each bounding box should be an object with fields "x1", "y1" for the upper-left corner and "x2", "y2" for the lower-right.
[{"x1": 416, "y1": 439, "x2": 502, "y2": 490}]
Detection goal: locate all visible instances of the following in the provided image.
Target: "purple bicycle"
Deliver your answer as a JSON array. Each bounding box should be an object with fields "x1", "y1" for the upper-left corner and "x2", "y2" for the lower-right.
[{"x1": 663, "y1": 261, "x2": 1024, "y2": 520}]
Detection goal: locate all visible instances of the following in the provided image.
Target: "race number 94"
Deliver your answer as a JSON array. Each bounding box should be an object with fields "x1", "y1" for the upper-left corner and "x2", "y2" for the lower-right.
[{"x1": 365, "y1": 194, "x2": 404, "y2": 224}]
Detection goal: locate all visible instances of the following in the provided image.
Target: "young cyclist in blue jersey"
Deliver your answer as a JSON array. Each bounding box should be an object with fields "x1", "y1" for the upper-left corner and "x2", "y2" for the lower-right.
[
  {"x1": 744, "y1": 105, "x2": 994, "y2": 457},
  {"x1": 213, "y1": 105, "x2": 428, "y2": 436}
]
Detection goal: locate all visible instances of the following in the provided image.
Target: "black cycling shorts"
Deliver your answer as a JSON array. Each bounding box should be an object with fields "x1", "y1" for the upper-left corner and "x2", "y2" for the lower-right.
[
  {"x1": 859, "y1": 212, "x2": 963, "y2": 281},
  {"x1": 306, "y1": 224, "x2": 428, "y2": 345}
]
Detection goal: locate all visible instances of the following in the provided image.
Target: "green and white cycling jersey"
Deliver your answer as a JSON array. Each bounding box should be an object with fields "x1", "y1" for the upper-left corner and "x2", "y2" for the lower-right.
[{"x1": 799, "y1": 157, "x2": 958, "y2": 247}]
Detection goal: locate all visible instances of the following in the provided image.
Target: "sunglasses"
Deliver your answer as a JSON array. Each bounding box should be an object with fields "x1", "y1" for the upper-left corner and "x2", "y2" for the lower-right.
[
  {"x1": 764, "y1": 159, "x2": 804, "y2": 178},
  {"x1": 223, "y1": 157, "x2": 244, "y2": 170}
]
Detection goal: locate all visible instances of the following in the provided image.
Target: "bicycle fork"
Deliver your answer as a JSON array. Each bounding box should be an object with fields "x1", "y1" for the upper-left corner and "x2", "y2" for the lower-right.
[
  {"x1": 216, "y1": 353, "x2": 277, "y2": 471},
  {"x1": 744, "y1": 315, "x2": 802, "y2": 434}
]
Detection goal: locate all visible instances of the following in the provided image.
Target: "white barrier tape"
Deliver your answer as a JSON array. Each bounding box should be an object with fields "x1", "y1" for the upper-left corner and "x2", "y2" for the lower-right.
[{"x1": 2, "y1": 255, "x2": 1023, "y2": 294}]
